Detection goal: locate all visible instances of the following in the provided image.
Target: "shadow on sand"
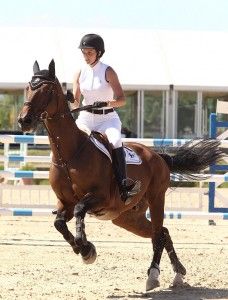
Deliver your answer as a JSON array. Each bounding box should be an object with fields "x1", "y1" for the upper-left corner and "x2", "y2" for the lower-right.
[{"x1": 107, "y1": 286, "x2": 228, "y2": 300}]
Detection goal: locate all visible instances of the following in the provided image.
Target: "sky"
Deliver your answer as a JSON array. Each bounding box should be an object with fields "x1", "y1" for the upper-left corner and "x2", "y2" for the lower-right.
[{"x1": 1, "y1": 0, "x2": 228, "y2": 31}]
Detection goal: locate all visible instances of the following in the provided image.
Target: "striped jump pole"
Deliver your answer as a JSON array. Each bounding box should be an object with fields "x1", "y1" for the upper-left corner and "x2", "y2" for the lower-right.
[
  {"x1": 1, "y1": 207, "x2": 228, "y2": 219},
  {"x1": 146, "y1": 210, "x2": 228, "y2": 221},
  {"x1": 0, "y1": 170, "x2": 227, "y2": 182},
  {"x1": 0, "y1": 207, "x2": 53, "y2": 216},
  {"x1": 1, "y1": 134, "x2": 228, "y2": 147},
  {"x1": 0, "y1": 170, "x2": 49, "y2": 179}
]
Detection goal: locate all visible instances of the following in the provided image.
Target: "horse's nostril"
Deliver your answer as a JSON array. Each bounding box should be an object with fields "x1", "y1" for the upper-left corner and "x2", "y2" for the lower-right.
[
  {"x1": 24, "y1": 117, "x2": 32, "y2": 124},
  {"x1": 18, "y1": 116, "x2": 32, "y2": 126}
]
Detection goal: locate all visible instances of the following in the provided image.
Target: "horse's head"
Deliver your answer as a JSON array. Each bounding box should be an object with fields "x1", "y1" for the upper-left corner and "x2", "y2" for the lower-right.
[{"x1": 18, "y1": 59, "x2": 65, "y2": 132}]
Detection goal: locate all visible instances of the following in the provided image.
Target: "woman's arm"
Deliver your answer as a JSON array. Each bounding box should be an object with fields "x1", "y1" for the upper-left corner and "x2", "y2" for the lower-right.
[
  {"x1": 105, "y1": 67, "x2": 126, "y2": 108},
  {"x1": 72, "y1": 71, "x2": 81, "y2": 109}
]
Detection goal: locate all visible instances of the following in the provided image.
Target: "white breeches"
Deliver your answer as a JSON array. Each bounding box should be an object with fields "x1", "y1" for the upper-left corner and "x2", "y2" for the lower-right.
[{"x1": 76, "y1": 111, "x2": 122, "y2": 148}]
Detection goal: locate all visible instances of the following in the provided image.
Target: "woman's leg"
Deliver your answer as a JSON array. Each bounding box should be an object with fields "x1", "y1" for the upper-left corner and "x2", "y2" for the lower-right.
[{"x1": 98, "y1": 117, "x2": 140, "y2": 204}]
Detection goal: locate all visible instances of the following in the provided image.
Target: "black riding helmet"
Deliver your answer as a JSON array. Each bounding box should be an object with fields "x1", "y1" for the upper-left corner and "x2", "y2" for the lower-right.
[{"x1": 78, "y1": 34, "x2": 105, "y2": 58}]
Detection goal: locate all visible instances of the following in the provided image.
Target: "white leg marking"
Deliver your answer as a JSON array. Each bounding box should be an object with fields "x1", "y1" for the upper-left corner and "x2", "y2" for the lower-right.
[{"x1": 146, "y1": 268, "x2": 160, "y2": 291}]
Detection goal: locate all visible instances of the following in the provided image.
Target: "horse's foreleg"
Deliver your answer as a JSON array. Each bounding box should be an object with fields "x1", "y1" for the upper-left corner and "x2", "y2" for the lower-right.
[
  {"x1": 54, "y1": 210, "x2": 80, "y2": 254},
  {"x1": 163, "y1": 227, "x2": 186, "y2": 287},
  {"x1": 73, "y1": 193, "x2": 100, "y2": 264}
]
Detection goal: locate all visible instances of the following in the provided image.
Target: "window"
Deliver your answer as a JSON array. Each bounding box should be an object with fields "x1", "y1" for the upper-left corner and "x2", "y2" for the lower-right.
[
  {"x1": 117, "y1": 91, "x2": 138, "y2": 137},
  {"x1": 177, "y1": 91, "x2": 197, "y2": 138},
  {"x1": 144, "y1": 91, "x2": 165, "y2": 138},
  {"x1": 202, "y1": 92, "x2": 228, "y2": 137}
]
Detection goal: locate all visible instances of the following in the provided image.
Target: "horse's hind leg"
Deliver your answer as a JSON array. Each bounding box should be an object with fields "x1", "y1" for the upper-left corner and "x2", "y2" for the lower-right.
[
  {"x1": 112, "y1": 198, "x2": 164, "y2": 291},
  {"x1": 163, "y1": 227, "x2": 186, "y2": 286},
  {"x1": 143, "y1": 188, "x2": 168, "y2": 291},
  {"x1": 112, "y1": 202, "x2": 152, "y2": 237},
  {"x1": 148, "y1": 188, "x2": 187, "y2": 290},
  {"x1": 54, "y1": 209, "x2": 80, "y2": 254}
]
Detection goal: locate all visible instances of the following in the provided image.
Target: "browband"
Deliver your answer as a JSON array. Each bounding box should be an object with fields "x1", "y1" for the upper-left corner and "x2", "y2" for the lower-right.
[{"x1": 30, "y1": 70, "x2": 55, "y2": 90}]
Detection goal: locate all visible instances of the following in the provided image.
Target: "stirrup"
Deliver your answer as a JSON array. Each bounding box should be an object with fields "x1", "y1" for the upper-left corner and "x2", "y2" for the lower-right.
[{"x1": 121, "y1": 179, "x2": 141, "y2": 205}]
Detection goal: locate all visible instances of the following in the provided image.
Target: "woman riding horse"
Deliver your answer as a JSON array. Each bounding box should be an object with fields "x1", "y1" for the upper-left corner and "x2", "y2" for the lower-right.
[
  {"x1": 18, "y1": 59, "x2": 224, "y2": 291},
  {"x1": 73, "y1": 33, "x2": 140, "y2": 205}
]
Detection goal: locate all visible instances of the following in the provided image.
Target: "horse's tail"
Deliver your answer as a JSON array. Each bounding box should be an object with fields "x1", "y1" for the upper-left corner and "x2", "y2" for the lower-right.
[{"x1": 159, "y1": 139, "x2": 225, "y2": 181}]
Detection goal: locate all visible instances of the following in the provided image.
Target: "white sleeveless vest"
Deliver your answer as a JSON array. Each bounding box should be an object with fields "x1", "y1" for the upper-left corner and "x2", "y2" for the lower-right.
[{"x1": 79, "y1": 61, "x2": 114, "y2": 106}]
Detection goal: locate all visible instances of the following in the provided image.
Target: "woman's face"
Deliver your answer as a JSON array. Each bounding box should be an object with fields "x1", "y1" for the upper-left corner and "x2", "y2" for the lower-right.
[{"x1": 81, "y1": 48, "x2": 97, "y2": 65}]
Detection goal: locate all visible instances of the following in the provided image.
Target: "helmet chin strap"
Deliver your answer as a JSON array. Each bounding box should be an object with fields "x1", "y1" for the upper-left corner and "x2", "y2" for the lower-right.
[
  {"x1": 89, "y1": 58, "x2": 99, "y2": 67},
  {"x1": 89, "y1": 51, "x2": 101, "y2": 66}
]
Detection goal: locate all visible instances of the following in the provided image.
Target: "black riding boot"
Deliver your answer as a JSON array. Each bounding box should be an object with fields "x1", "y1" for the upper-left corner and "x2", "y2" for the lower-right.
[{"x1": 112, "y1": 147, "x2": 141, "y2": 205}]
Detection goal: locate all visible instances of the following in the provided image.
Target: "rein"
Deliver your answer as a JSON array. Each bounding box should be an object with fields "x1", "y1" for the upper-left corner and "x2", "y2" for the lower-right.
[
  {"x1": 45, "y1": 123, "x2": 89, "y2": 184},
  {"x1": 23, "y1": 100, "x2": 102, "y2": 121},
  {"x1": 39, "y1": 104, "x2": 104, "y2": 120}
]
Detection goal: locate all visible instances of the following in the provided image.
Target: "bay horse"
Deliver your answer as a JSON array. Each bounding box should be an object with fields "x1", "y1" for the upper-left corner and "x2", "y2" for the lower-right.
[{"x1": 18, "y1": 60, "x2": 224, "y2": 291}]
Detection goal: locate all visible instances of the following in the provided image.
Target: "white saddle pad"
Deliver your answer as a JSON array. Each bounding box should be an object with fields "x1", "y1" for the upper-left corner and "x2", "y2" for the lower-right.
[{"x1": 90, "y1": 136, "x2": 142, "y2": 165}]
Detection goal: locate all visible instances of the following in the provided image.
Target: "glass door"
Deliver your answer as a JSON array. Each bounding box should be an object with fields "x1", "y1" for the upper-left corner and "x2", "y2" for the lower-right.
[
  {"x1": 117, "y1": 91, "x2": 138, "y2": 138},
  {"x1": 143, "y1": 91, "x2": 165, "y2": 138},
  {"x1": 177, "y1": 91, "x2": 197, "y2": 138}
]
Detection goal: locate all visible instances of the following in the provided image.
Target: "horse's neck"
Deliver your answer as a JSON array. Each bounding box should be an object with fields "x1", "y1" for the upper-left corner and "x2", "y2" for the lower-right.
[{"x1": 45, "y1": 114, "x2": 86, "y2": 163}]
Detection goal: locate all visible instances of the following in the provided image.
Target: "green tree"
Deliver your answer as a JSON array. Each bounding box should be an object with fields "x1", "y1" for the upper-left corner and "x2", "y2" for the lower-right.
[{"x1": 0, "y1": 93, "x2": 23, "y2": 130}]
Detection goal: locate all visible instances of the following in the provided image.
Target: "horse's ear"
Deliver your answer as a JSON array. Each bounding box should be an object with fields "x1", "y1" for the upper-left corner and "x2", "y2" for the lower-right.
[
  {"x1": 49, "y1": 59, "x2": 55, "y2": 79},
  {"x1": 33, "y1": 61, "x2": 40, "y2": 74}
]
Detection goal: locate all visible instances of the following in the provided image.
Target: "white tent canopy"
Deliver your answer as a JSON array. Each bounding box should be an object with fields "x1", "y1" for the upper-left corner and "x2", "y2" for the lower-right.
[{"x1": 1, "y1": 27, "x2": 228, "y2": 91}]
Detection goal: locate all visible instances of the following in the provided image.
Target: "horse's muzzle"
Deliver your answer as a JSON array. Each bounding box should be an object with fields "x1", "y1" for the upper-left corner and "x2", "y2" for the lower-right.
[{"x1": 18, "y1": 115, "x2": 37, "y2": 133}]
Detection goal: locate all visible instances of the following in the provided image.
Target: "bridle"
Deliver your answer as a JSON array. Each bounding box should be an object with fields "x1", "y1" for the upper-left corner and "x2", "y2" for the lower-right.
[{"x1": 24, "y1": 75, "x2": 67, "y2": 121}]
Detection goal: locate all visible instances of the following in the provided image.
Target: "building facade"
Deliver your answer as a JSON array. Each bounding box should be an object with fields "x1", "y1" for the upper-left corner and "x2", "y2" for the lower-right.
[
  {"x1": 1, "y1": 86, "x2": 227, "y2": 138},
  {"x1": 0, "y1": 27, "x2": 228, "y2": 138}
]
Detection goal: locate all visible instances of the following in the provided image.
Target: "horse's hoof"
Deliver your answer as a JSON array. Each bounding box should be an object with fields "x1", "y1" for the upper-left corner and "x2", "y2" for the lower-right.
[
  {"x1": 146, "y1": 278, "x2": 160, "y2": 291},
  {"x1": 72, "y1": 245, "x2": 80, "y2": 255},
  {"x1": 146, "y1": 268, "x2": 160, "y2": 291},
  {"x1": 81, "y1": 242, "x2": 97, "y2": 264},
  {"x1": 172, "y1": 273, "x2": 185, "y2": 287}
]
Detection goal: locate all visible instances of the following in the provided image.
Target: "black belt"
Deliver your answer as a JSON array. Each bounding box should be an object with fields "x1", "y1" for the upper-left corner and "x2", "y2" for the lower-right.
[{"x1": 86, "y1": 108, "x2": 114, "y2": 115}]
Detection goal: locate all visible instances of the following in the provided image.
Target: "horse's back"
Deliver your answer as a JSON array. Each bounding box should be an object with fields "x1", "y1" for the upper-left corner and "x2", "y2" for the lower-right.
[{"x1": 125, "y1": 142, "x2": 170, "y2": 186}]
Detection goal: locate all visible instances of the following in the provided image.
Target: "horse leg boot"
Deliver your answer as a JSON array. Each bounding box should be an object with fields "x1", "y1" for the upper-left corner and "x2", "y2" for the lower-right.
[
  {"x1": 146, "y1": 228, "x2": 167, "y2": 291},
  {"x1": 163, "y1": 227, "x2": 186, "y2": 286},
  {"x1": 74, "y1": 193, "x2": 98, "y2": 264},
  {"x1": 112, "y1": 146, "x2": 141, "y2": 205},
  {"x1": 54, "y1": 210, "x2": 80, "y2": 254}
]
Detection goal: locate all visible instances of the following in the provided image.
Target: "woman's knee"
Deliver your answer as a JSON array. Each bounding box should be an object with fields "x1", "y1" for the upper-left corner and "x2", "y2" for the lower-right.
[{"x1": 105, "y1": 128, "x2": 122, "y2": 148}]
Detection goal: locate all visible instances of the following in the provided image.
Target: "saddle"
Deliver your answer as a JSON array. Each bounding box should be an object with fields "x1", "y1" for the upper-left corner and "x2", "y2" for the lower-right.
[{"x1": 90, "y1": 131, "x2": 142, "y2": 165}]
